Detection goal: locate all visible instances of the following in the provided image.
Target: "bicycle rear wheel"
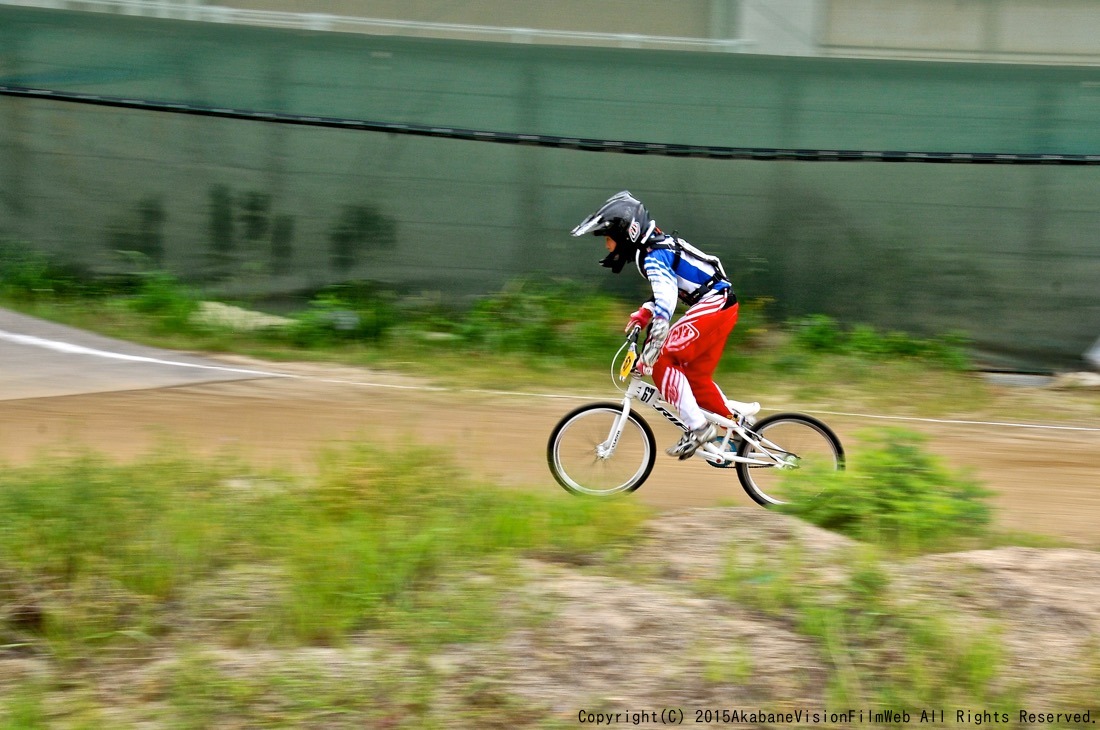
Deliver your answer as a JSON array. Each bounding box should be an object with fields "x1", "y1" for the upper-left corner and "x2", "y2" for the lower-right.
[
  {"x1": 547, "y1": 403, "x2": 656, "y2": 496},
  {"x1": 735, "y1": 413, "x2": 844, "y2": 507}
]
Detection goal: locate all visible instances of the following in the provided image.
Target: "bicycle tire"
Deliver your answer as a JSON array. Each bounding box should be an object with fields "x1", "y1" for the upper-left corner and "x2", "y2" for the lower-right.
[
  {"x1": 547, "y1": 402, "x2": 656, "y2": 496},
  {"x1": 735, "y1": 413, "x2": 845, "y2": 507}
]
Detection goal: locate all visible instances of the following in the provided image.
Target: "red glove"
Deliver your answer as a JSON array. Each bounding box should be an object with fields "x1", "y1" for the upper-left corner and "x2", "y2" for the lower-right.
[{"x1": 625, "y1": 305, "x2": 654, "y2": 333}]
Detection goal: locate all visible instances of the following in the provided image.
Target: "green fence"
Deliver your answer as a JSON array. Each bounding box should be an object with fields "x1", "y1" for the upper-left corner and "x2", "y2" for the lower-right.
[{"x1": 2, "y1": 6, "x2": 1099, "y2": 368}]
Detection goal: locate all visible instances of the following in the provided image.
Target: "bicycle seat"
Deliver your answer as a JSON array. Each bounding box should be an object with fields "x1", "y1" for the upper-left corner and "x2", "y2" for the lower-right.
[{"x1": 726, "y1": 399, "x2": 761, "y2": 418}]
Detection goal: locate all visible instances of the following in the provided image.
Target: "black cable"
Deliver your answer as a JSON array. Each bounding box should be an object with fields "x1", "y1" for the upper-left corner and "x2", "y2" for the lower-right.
[{"x1": 3, "y1": 83, "x2": 1099, "y2": 164}]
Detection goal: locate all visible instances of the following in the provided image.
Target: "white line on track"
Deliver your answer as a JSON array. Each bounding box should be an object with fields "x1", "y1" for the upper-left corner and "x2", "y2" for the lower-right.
[
  {"x1": 0, "y1": 330, "x2": 290, "y2": 378},
  {"x1": 5, "y1": 328, "x2": 1100, "y2": 433},
  {"x1": 795, "y1": 409, "x2": 1100, "y2": 433}
]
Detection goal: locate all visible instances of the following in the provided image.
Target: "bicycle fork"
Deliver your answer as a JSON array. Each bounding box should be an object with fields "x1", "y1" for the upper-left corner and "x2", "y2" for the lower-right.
[{"x1": 597, "y1": 392, "x2": 638, "y2": 459}]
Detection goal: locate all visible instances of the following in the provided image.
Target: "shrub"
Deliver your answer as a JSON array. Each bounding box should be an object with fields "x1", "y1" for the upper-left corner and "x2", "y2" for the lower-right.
[
  {"x1": 454, "y1": 280, "x2": 624, "y2": 361},
  {"x1": 791, "y1": 314, "x2": 848, "y2": 353},
  {"x1": 788, "y1": 315, "x2": 970, "y2": 370},
  {"x1": 127, "y1": 272, "x2": 200, "y2": 332},
  {"x1": 776, "y1": 428, "x2": 992, "y2": 551},
  {"x1": 0, "y1": 241, "x2": 92, "y2": 299},
  {"x1": 282, "y1": 284, "x2": 397, "y2": 348}
]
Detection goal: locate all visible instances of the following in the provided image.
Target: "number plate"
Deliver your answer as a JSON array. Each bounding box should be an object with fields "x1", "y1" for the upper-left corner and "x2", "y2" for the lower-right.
[{"x1": 619, "y1": 350, "x2": 636, "y2": 381}]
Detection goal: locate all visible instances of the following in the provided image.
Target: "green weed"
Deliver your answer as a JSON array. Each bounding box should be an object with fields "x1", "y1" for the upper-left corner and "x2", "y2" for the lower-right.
[
  {"x1": 790, "y1": 314, "x2": 971, "y2": 370},
  {"x1": 278, "y1": 282, "x2": 398, "y2": 347},
  {"x1": 711, "y1": 543, "x2": 1008, "y2": 708},
  {"x1": 0, "y1": 443, "x2": 647, "y2": 654},
  {"x1": 699, "y1": 642, "x2": 754, "y2": 686},
  {"x1": 0, "y1": 241, "x2": 93, "y2": 300},
  {"x1": 126, "y1": 272, "x2": 200, "y2": 333},
  {"x1": 0, "y1": 679, "x2": 47, "y2": 729},
  {"x1": 449, "y1": 279, "x2": 625, "y2": 363},
  {"x1": 776, "y1": 428, "x2": 992, "y2": 552},
  {"x1": 164, "y1": 649, "x2": 430, "y2": 729}
]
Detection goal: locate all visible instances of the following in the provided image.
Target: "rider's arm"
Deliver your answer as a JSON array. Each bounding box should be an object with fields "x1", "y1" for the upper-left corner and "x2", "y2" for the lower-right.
[
  {"x1": 639, "y1": 249, "x2": 678, "y2": 371},
  {"x1": 643, "y1": 248, "x2": 679, "y2": 322}
]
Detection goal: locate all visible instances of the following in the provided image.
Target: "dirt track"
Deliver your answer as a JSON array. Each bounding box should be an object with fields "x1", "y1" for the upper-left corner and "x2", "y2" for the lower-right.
[{"x1": 2, "y1": 356, "x2": 1098, "y2": 548}]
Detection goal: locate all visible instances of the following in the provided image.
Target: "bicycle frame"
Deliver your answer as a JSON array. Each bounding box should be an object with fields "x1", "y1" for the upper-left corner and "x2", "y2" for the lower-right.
[
  {"x1": 597, "y1": 326, "x2": 797, "y2": 469},
  {"x1": 601, "y1": 375, "x2": 791, "y2": 468}
]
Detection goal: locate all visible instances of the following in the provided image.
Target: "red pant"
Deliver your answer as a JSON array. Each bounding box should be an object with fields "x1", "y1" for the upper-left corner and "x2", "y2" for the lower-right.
[{"x1": 651, "y1": 292, "x2": 738, "y2": 425}]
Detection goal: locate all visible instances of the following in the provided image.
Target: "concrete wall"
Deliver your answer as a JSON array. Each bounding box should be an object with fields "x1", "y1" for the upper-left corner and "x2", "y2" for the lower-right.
[
  {"x1": 6, "y1": 0, "x2": 1100, "y2": 61},
  {"x1": 822, "y1": 0, "x2": 1100, "y2": 63},
  {"x1": 740, "y1": 0, "x2": 822, "y2": 56},
  {"x1": 212, "y1": 0, "x2": 1100, "y2": 62},
  {"x1": 219, "y1": 0, "x2": 722, "y2": 37}
]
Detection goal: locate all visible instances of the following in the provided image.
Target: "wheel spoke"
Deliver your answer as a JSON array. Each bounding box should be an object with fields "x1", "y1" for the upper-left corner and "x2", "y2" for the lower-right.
[
  {"x1": 548, "y1": 404, "x2": 655, "y2": 496},
  {"x1": 736, "y1": 414, "x2": 844, "y2": 507}
]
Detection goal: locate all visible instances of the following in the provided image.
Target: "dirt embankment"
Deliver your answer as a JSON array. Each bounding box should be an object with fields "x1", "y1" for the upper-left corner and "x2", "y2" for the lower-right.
[
  {"x1": 483, "y1": 509, "x2": 1100, "y2": 716},
  {"x1": 3, "y1": 508, "x2": 1098, "y2": 726}
]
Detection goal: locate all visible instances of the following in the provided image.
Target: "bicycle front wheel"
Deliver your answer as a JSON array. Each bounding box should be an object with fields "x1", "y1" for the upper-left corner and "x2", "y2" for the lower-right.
[
  {"x1": 736, "y1": 413, "x2": 844, "y2": 507},
  {"x1": 547, "y1": 402, "x2": 656, "y2": 496}
]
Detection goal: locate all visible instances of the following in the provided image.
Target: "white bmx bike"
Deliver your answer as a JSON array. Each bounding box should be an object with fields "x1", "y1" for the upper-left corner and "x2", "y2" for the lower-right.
[{"x1": 547, "y1": 326, "x2": 845, "y2": 507}]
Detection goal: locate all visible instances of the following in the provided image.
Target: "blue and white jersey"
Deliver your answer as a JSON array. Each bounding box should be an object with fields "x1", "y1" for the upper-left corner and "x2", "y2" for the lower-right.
[{"x1": 639, "y1": 237, "x2": 730, "y2": 321}]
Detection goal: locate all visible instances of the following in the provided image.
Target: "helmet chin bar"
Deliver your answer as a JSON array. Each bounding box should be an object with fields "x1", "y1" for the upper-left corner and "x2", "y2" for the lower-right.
[{"x1": 599, "y1": 248, "x2": 633, "y2": 273}]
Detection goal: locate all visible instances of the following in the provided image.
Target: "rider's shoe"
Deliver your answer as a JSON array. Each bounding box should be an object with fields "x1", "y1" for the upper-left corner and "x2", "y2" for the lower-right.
[{"x1": 667, "y1": 423, "x2": 717, "y2": 461}]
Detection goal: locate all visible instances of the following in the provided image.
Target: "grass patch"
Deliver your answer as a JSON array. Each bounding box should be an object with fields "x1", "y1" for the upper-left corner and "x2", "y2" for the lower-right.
[
  {"x1": 0, "y1": 442, "x2": 648, "y2": 656},
  {"x1": 699, "y1": 641, "x2": 754, "y2": 686},
  {"x1": 0, "y1": 679, "x2": 48, "y2": 729},
  {"x1": 162, "y1": 649, "x2": 443, "y2": 730},
  {"x1": 789, "y1": 314, "x2": 971, "y2": 370},
  {"x1": 775, "y1": 428, "x2": 993, "y2": 553},
  {"x1": 708, "y1": 543, "x2": 1012, "y2": 709},
  {"x1": 0, "y1": 440, "x2": 630, "y2": 717}
]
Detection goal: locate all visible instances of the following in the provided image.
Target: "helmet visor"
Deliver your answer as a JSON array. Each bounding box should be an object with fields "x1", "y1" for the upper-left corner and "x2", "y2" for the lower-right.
[{"x1": 570, "y1": 213, "x2": 606, "y2": 237}]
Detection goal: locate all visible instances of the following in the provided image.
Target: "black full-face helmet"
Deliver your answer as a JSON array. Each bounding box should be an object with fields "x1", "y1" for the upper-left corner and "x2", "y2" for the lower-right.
[{"x1": 570, "y1": 190, "x2": 657, "y2": 273}]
